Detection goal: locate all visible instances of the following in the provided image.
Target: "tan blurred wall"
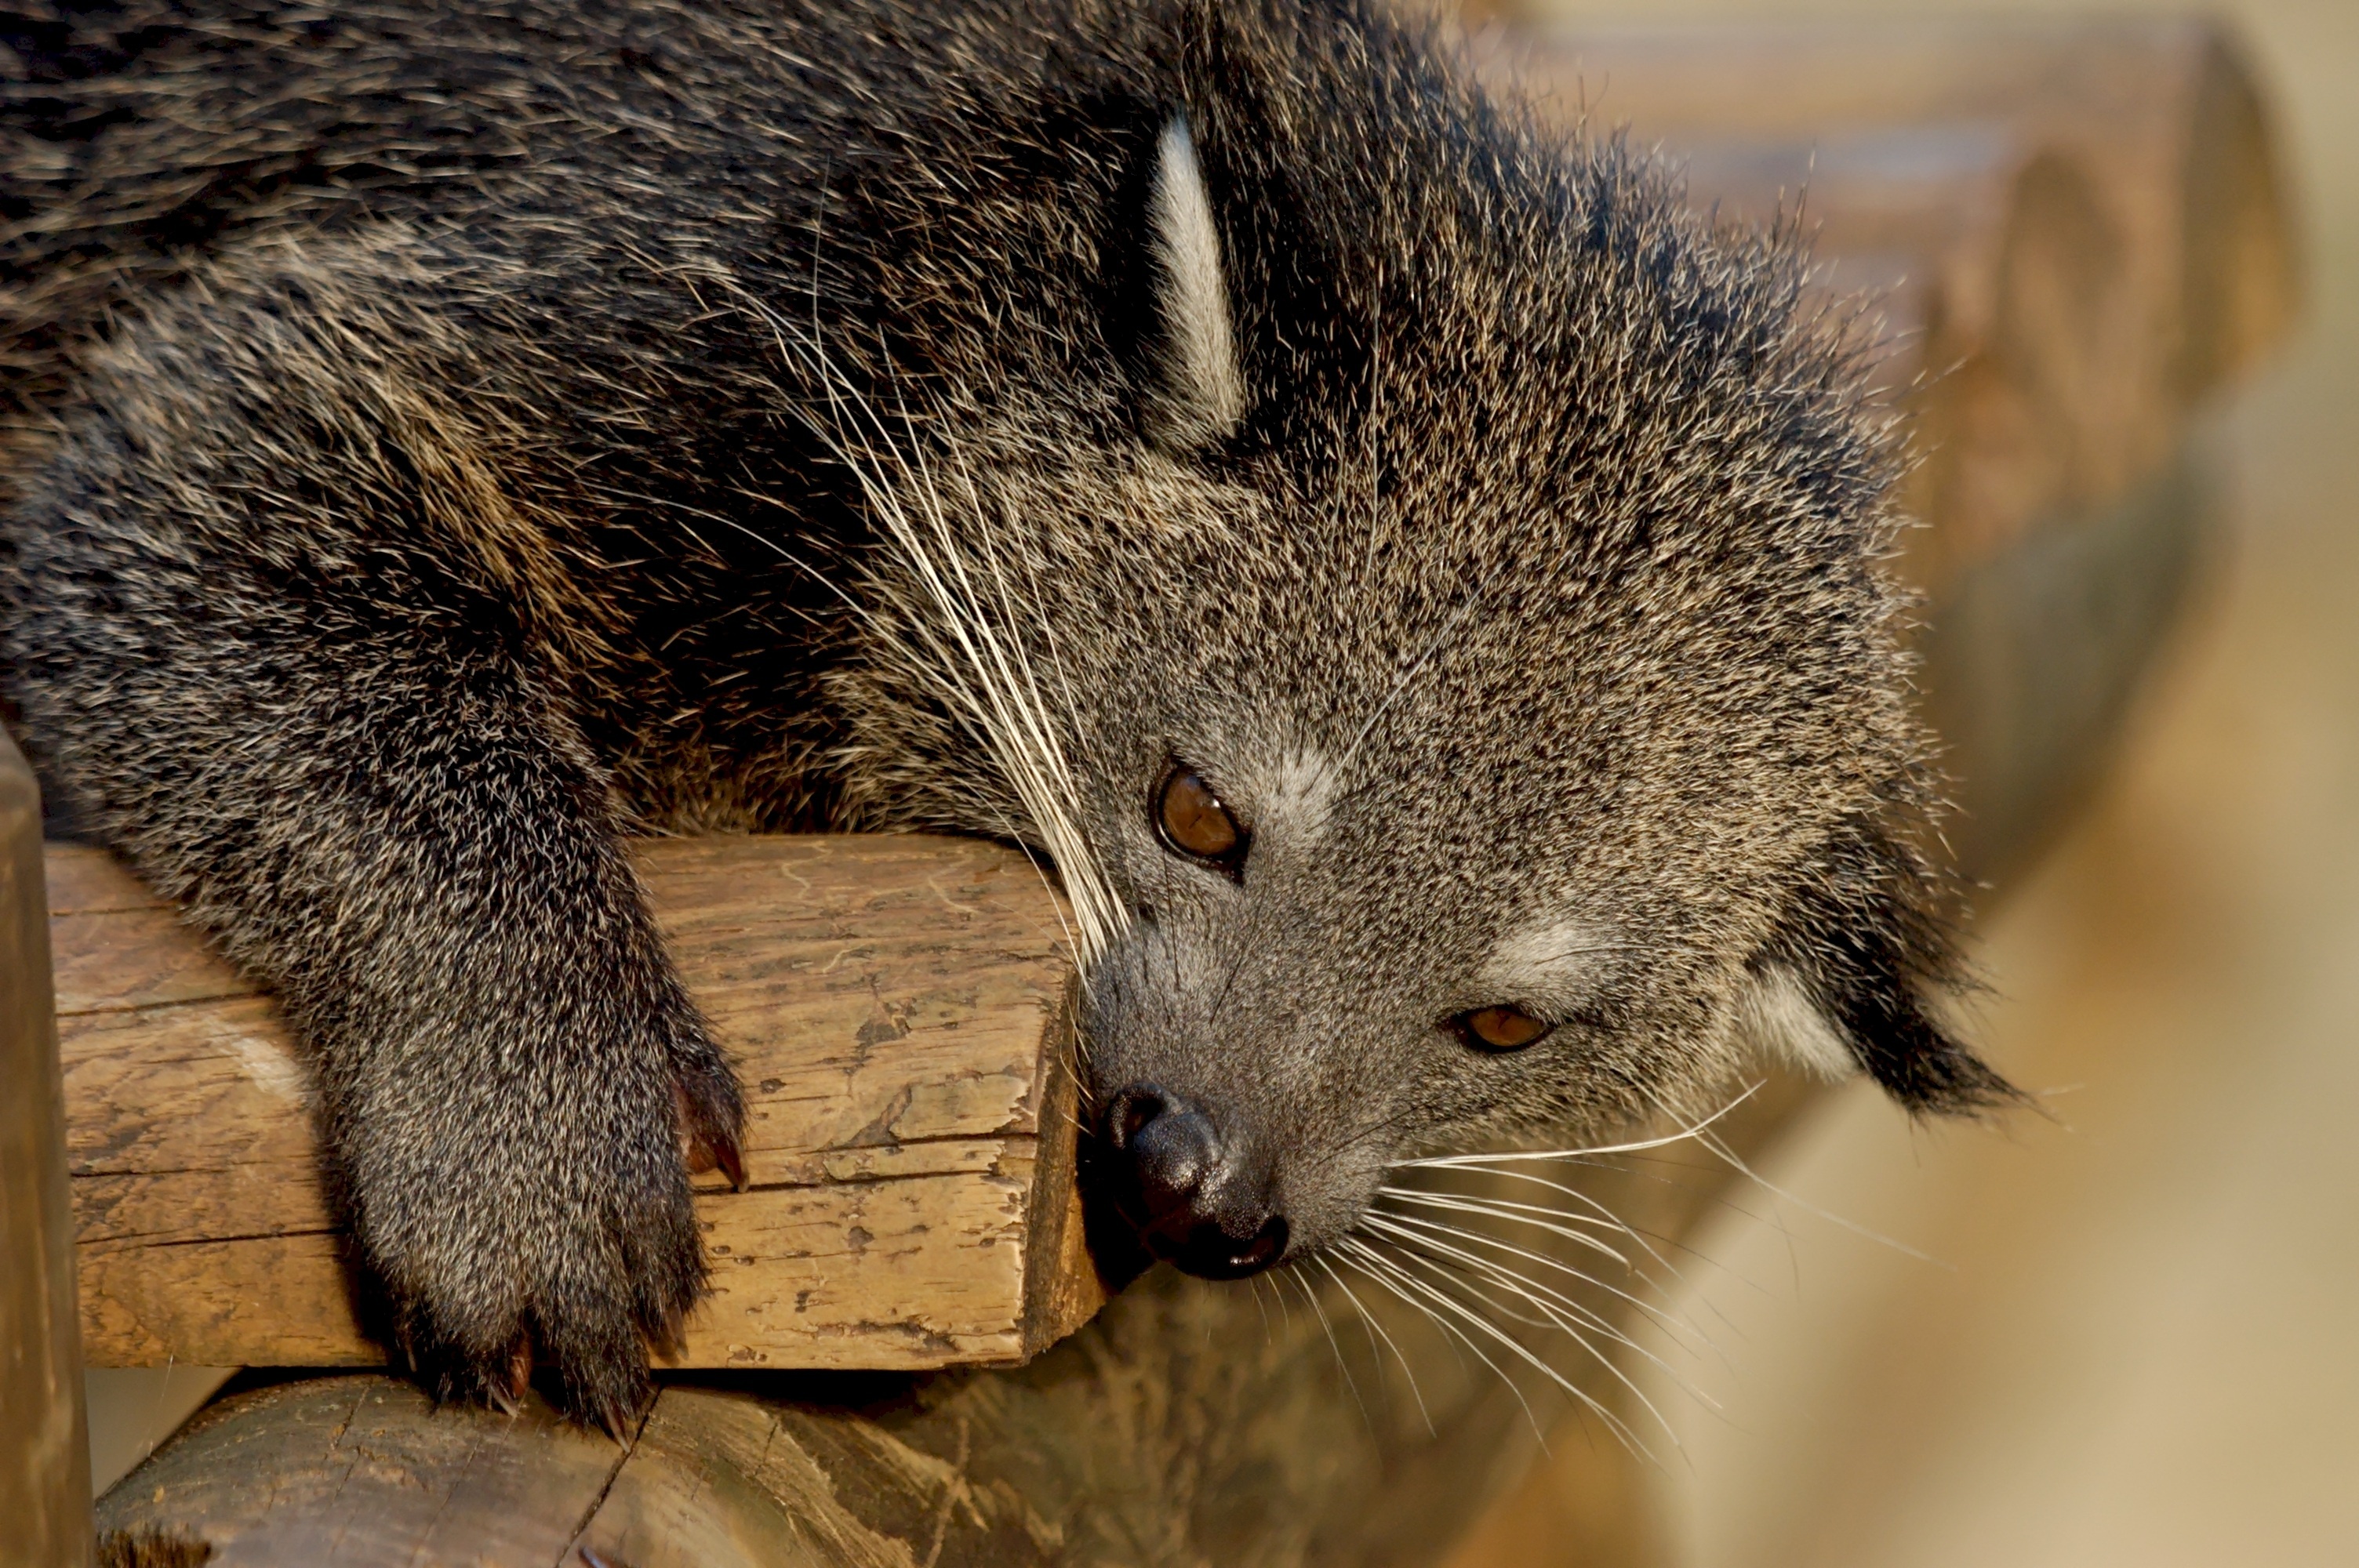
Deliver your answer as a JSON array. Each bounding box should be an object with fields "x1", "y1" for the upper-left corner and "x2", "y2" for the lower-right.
[{"x1": 1475, "y1": 0, "x2": 2359, "y2": 1563}]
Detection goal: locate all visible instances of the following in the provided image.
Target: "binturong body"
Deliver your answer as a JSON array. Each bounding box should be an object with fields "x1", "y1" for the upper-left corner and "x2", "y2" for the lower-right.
[{"x1": 0, "y1": 0, "x2": 2016, "y2": 1425}]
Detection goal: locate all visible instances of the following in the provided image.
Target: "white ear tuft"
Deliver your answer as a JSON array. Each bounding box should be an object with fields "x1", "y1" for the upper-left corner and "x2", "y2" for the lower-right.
[
  {"x1": 1144, "y1": 114, "x2": 1245, "y2": 450},
  {"x1": 1735, "y1": 964, "x2": 1861, "y2": 1083}
]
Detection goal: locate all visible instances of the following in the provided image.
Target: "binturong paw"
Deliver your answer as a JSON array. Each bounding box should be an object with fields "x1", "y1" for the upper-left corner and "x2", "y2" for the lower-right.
[{"x1": 336, "y1": 1011, "x2": 744, "y2": 1436}]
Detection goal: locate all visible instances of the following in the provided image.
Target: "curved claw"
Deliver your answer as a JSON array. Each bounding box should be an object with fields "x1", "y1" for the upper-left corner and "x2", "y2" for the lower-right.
[
  {"x1": 712, "y1": 1131, "x2": 747, "y2": 1192},
  {"x1": 491, "y1": 1341, "x2": 533, "y2": 1415},
  {"x1": 678, "y1": 1083, "x2": 748, "y2": 1191}
]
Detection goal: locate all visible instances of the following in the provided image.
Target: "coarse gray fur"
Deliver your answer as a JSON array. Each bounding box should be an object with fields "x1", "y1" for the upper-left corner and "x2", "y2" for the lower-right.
[{"x1": 0, "y1": 0, "x2": 2016, "y2": 1425}]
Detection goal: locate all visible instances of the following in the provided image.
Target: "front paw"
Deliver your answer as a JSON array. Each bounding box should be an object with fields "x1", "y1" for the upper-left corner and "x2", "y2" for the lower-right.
[{"x1": 340, "y1": 1040, "x2": 742, "y2": 1434}]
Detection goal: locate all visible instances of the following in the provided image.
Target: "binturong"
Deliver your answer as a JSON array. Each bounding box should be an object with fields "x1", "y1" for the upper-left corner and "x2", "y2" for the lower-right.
[{"x1": 0, "y1": 0, "x2": 2019, "y2": 1426}]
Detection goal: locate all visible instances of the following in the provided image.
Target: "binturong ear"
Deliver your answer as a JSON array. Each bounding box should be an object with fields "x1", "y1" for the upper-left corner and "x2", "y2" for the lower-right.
[
  {"x1": 1737, "y1": 822, "x2": 2024, "y2": 1116},
  {"x1": 1139, "y1": 114, "x2": 1247, "y2": 452}
]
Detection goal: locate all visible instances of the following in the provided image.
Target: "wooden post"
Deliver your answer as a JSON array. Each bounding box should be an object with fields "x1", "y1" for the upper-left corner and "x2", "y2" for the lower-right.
[{"x1": 0, "y1": 728, "x2": 96, "y2": 1568}]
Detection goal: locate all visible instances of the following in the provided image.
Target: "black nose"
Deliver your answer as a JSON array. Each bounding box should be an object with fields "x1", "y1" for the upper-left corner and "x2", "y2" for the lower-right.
[{"x1": 1103, "y1": 1086, "x2": 1289, "y2": 1279}]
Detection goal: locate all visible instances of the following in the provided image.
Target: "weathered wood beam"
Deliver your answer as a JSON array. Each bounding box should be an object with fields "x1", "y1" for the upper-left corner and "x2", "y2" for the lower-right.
[
  {"x1": 56, "y1": 834, "x2": 1105, "y2": 1370},
  {"x1": 0, "y1": 731, "x2": 93, "y2": 1567}
]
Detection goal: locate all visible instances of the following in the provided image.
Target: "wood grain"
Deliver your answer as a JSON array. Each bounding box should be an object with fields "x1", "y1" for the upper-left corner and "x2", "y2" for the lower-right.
[{"x1": 56, "y1": 834, "x2": 1107, "y2": 1370}]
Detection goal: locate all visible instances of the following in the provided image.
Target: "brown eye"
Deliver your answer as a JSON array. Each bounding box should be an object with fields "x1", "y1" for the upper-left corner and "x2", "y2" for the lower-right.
[
  {"x1": 1154, "y1": 764, "x2": 1245, "y2": 869},
  {"x1": 1455, "y1": 1006, "x2": 1553, "y2": 1051}
]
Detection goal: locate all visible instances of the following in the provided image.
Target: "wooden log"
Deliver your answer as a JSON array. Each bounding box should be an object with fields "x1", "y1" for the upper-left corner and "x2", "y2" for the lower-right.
[{"x1": 56, "y1": 834, "x2": 1107, "y2": 1371}]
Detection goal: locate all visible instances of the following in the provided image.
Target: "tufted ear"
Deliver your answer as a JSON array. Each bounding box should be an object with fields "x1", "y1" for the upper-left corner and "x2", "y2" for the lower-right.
[
  {"x1": 1739, "y1": 822, "x2": 2022, "y2": 1115},
  {"x1": 1140, "y1": 114, "x2": 1246, "y2": 452}
]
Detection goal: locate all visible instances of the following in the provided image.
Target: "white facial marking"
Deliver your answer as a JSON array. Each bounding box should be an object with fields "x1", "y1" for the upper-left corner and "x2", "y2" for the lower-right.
[
  {"x1": 1479, "y1": 918, "x2": 1627, "y2": 1018},
  {"x1": 1259, "y1": 749, "x2": 1339, "y2": 849},
  {"x1": 1147, "y1": 114, "x2": 1245, "y2": 450},
  {"x1": 1736, "y1": 964, "x2": 1860, "y2": 1081}
]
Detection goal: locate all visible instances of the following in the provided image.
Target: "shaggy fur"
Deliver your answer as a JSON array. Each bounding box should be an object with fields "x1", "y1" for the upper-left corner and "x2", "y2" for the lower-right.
[{"x1": 0, "y1": 0, "x2": 2014, "y2": 1424}]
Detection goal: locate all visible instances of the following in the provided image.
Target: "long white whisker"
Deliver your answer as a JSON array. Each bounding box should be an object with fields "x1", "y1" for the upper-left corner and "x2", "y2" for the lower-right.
[
  {"x1": 1355, "y1": 1236, "x2": 1643, "y2": 1434},
  {"x1": 1269, "y1": 1262, "x2": 1299, "y2": 1339},
  {"x1": 1369, "y1": 1198, "x2": 1710, "y2": 1353},
  {"x1": 1387, "y1": 1167, "x2": 1682, "y2": 1278},
  {"x1": 1376, "y1": 1185, "x2": 1750, "y2": 1367},
  {"x1": 1379, "y1": 1242, "x2": 1696, "y2": 1450},
  {"x1": 1317, "y1": 1254, "x2": 1434, "y2": 1436},
  {"x1": 750, "y1": 204, "x2": 1125, "y2": 967},
  {"x1": 1343, "y1": 1239, "x2": 1475, "y2": 1384},
  {"x1": 1337, "y1": 567, "x2": 1507, "y2": 771},
  {"x1": 1361, "y1": 1225, "x2": 1681, "y2": 1453},
  {"x1": 1395, "y1": 1086, "x2": 1762, "y2": 1169},
  {"x1": 1373, "y1": 1184, "x2": 1722, "y2": 1324},
  {"x1": 1365, "y1": 1214, "x2": 1647, "y2": 1353},
  {"x1": 1348, "y1": 1238, "x2": 1653, "y2": 1457},
  {"x1": 1376, "y1": 1188, "x2": 1637, "y2": 1268},
  {"x1": 1288, "y1": 1265, "x2": 1374, "y2": 1431},
  {"x1": 1664, "y1": 1097, "x2": 1945, "y2": 1268},
  {"x1": 984, "y1": 807, "x2": 1088, "y2": 1002},
  {"x1": 726, "y1": 283, "x2": 1130, "y2": 973},
  {"x1": 1365, "y1": 1211, "x2": 1719, "y2": 1385},
  {"x1": 1339, "y1": 1240, "x2": 1550, "y2": 1445}
]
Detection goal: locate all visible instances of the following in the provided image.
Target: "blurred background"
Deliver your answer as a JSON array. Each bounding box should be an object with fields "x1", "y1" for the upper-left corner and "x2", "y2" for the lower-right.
[{"x1": 1454, "y1": 0, "x2": 2359, "y2": 1561}]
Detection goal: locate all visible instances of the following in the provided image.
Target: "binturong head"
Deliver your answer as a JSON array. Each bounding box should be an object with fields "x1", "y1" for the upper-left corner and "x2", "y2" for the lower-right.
[{"x1": 822, "y1": 0, "x2": 2020, "y2": 1282}]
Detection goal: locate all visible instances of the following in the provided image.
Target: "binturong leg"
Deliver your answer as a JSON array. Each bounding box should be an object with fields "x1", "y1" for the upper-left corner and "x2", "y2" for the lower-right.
[{"x1": 0, "y1": 251, "x2": 743, "y2": 1431}]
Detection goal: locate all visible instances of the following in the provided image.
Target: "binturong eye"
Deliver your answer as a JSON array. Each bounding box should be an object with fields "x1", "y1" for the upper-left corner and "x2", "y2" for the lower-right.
[
  {"x1": 1452, "y1": 1005, "x2": 1554, "y2": 1052},
  {"x1": 1154, "y1": 763, "x2": 1247, "y2": 872}
]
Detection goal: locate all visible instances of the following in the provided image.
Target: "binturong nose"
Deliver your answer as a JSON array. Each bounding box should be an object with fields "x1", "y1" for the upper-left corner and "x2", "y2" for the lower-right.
[{"x1": 1101, "y1": 1085, "x2": 1289, "y2": 1279}]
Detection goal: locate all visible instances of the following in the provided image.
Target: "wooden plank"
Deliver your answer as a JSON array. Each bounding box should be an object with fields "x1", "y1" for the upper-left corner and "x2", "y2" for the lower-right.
[{"x1": 56, "y1": 835, "x2": 1107, "y2": 1370}]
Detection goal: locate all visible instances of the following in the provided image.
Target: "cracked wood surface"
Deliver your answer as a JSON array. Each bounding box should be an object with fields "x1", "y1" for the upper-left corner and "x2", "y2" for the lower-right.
[{"x1": 55, "y1": 834, "x2": 1107, "y2": 1371}]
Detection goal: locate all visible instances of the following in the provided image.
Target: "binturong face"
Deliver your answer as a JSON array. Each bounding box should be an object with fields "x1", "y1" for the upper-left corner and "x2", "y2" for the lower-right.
[
  {"x1": 1027, "y1": 449, "x2": 2013, "y2": 1278},
  {"x1": 824, "y1": 78, "x2": 2017, "y2": 1280}
]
